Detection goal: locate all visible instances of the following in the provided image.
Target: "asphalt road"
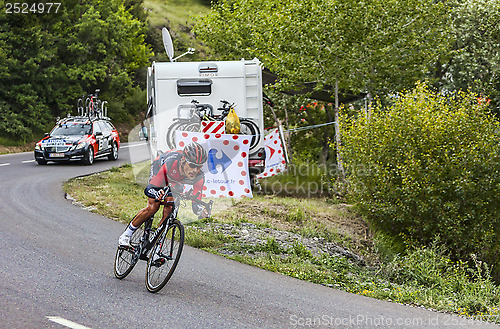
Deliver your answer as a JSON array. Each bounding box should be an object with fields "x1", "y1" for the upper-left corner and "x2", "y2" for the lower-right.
[{"x1": 0, "y1": 143, "x2": 498, "y2": 329}]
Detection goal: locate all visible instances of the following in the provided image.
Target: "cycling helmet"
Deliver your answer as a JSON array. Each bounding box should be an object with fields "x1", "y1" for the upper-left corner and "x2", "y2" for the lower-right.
[{"x1": 183, "y1": 142, "x2": 208, "y2": 165}]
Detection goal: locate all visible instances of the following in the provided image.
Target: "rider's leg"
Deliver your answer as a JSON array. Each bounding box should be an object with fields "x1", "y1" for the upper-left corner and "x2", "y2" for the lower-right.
[
  {"x1": 158, "y1": 196, "x2": 174, "y2": 226},
  {"x1": 131, "y1": 197, "x2": 161, "y2": 227},
  {"x1": 120, "y1": 198, "x2": 160, "y2": 242},
  {"x1": 158, "y1": 205, "x2": 173, "y2": 226}
]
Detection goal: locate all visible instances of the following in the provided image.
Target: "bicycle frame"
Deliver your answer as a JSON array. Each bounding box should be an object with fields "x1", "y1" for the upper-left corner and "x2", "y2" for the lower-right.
[
  {"x1": 133, "y1": 204, "x2": 180, "y2": 262},
  {"x1": 115, "y1": 187, "x2": 192, "y2": 292}
]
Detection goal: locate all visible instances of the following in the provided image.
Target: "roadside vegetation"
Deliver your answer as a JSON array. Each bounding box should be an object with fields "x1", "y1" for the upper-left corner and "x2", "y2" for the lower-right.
[
  {"x1": 144, "y1": 0, "x2": 211, "y2": 63},
  {"x1": 64, "y1": 163, "x2": 500, "y2": 324},
  {"x1": 6, "y1": 0, "x2": 500, "y2": 324},
  {"x1": 0, "y1": 0, "x2": 210, "y2": 147},
  {"x1": 341, "y1": 83, "x2": 500, "y2": 280}
]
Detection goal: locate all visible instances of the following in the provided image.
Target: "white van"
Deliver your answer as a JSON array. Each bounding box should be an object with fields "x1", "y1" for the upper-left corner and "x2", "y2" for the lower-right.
[{"x1": 145, "y1": 58, "x2": 266, "y2": 177}]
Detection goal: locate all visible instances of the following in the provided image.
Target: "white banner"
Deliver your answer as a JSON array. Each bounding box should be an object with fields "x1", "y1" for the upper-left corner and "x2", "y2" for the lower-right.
[
  {"x1": 256, "y1": 128, "x2": 286, "y2": 179},
  {"x1": 176, "y1": 131, "x2": 253, "y2": 198}
]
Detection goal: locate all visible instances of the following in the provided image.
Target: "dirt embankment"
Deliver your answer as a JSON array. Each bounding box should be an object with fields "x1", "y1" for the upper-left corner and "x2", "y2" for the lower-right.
[{"x1": 0, "y1": 143, "x2": 35, "y2": 154}]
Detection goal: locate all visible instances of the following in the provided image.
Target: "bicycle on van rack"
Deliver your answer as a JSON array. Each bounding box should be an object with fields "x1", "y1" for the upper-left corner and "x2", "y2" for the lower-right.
[
  {"x1": 77, "y1": 89, "x2": 108, "y2": 118},
  {"x1": 166, "y1": 99, "x2": 261, "y2": 151},
  {"x1": 113, "y1": 186, "x2": 213, "y2": 293}
]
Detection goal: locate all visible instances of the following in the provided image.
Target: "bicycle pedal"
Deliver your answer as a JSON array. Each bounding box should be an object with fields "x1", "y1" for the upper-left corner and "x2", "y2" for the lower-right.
[
  {"x1": 119, "y1": 245, "x2": 134, "y2": 251},
  {"x1": 152, "y1": 258, "x2": 166, "y2": 267}
]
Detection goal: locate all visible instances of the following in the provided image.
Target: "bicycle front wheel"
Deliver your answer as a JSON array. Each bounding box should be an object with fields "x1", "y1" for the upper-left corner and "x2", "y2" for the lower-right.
[
  {"x1": 145, "y1": 220, "x2": 184, "y2": 293},
  {"x1": 114, "y1": 224, "x2": 144, "y2": 279}
]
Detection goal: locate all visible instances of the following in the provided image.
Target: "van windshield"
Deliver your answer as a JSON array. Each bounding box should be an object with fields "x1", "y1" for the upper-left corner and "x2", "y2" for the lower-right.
[{"x1": 51, "y1": 123, "x2": 92, "y2": 136}]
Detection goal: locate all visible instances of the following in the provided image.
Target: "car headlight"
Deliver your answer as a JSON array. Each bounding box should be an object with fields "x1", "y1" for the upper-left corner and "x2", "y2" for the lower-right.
[
  {"x1": 76, "y1": 141, "x2": 88, "y2": 150},
  {"x1": 35, "y1": 144, "x2": 41, "y2": 150}
]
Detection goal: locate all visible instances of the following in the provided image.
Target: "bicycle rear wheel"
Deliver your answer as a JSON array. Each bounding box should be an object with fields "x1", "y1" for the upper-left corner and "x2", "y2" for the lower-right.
[
  {"x1": 114, "y1": 224, "x2": 144, "y2": 279},
  {"x1": 145, "y1": 220, "x2": 184, "y2": 293},
  {"x1": 166, "y1": 120, "x2": 187, "y2": 149},
  {"x1": 166, "y1": 120, "x2": 200, "y2": 149},
  {"x1": 240, "y1": 118, "x2": 261, "y2": 151}
]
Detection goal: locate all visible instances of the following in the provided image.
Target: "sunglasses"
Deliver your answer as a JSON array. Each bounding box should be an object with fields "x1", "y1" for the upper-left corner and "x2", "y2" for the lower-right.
[{"x1": 187, "y1": 162, "x2": 203, "y2": 169}]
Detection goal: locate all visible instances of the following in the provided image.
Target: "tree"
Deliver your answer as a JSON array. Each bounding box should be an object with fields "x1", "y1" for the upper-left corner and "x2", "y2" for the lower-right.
[
  {"x1": 0, "y1": 0, "x2": 152, "y2": 142},
  {"x1": 193, "y1": 0, "x2": 452, "y2": 98},
  {"x1": 433, "y1": 0, "x2": 500, "y2": 115}
]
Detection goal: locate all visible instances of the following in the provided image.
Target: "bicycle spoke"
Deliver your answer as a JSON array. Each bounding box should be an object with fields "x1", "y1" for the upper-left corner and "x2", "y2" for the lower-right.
[
  {"x1": 145, "y1": 220, "x2": 184, "y2": 293},
  {"x1": 114, "y1": 224, "x2": 144, "y2": 279}
]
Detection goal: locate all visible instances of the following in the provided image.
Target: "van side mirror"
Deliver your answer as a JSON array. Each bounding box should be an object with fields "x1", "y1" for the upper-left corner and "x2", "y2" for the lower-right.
[{"x1": 140, "y1": 126, "x2": 149, "y2": 141}]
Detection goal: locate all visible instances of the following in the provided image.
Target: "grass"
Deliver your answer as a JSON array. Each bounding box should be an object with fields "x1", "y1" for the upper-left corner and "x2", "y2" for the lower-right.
[
  {"x1": 64, "y1": 164, "x2": 500, "y2": 324},
  {"x1": 144, "y1": 0, "x2": 211, "y2": 60},
  {"x1": 191, "y1": 229, "x2": 500, "y2": 322},
  {"x1": 0, "y1": 136, "x2": 28, "y2": 147},
  {"x1": 145, "y1": 0, "x2": 209, "y2": 27},
  {"x1": 64, "y1": 163, "x2": 146, "y2": 223},
  {"x1": 144, "y1": 0, "x2": 210, "y2": 27},
  {"x1": 63, "y1": 161, "x2": 240, "y2": 225},
  {"x1": 257, "y1": 161, "x2": 336, "y2": 197}
]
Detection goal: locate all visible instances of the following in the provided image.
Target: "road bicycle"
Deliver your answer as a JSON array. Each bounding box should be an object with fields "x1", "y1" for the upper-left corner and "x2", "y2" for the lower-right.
[
  {"x1": 165, "y1": 100, "x2": 213, "y2": 149},
  {"x1": 77, "y1": 89, "x2": 108, "y2": 118},
  {"x1": 114, "y1": 187, "x2": 213, "y2": 293},
  {"x1": 166, "y1": 99, "x2": 261, "y2": 151}
]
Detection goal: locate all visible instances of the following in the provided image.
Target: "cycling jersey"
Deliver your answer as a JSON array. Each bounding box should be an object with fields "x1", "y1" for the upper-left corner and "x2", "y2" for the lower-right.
[
  {"x1": 148, "y1": 151, "x2": 169, "y2": 182},
  {"x1": 147, "y1": 150, "x2": 205, "y2": 214}
]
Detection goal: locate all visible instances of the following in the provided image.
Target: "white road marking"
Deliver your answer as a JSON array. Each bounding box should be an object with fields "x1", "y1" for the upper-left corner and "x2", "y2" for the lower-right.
[
  {"x1": 46, "y1": 316, "x2": 92, "y2": 329},
  {"x1": 121, "y1": 142, "x2": 147, "y2": 149},
  {"x1": 0, "y1": 163, "x2": 10, "y2": 167},
  {"x1": 22, "y1": 160, "x2": 36, "y2": 163}
]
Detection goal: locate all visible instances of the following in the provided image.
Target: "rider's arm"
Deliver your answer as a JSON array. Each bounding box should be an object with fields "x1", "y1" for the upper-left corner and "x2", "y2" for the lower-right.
[
  {"x1": 149, "y1": 162, "x2": 168, "y2": 188},
  {"x1": 144, "y1": 184, "x2": 173, "y2": 205},
  {"x1": 192, "y1": 178, "x2": 204, "y2": 201},
  {"x1": 191, "y1": 178, "x2": 208, "y2": 216}
]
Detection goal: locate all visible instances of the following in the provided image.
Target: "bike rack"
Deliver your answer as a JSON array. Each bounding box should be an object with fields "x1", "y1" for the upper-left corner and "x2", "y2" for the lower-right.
[{"x1": 76, "y1": 93, "x2": 109, "y2": 119}]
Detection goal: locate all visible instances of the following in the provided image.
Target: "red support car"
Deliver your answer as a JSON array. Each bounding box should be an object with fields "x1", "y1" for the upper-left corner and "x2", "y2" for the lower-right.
[{"x1": 34, "y1": 116, "x2": 120, "y2": 165}]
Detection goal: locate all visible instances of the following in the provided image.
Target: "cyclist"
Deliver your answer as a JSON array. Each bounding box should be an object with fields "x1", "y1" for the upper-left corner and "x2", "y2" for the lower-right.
[{"x1": 118, "y1": 142, "x2": 209, "y2": 247}]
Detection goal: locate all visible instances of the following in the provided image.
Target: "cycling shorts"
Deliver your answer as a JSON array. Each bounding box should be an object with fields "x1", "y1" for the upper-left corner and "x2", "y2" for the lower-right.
[{"x1": 144, "y1": 185, "x2": 173, "y2": 203}]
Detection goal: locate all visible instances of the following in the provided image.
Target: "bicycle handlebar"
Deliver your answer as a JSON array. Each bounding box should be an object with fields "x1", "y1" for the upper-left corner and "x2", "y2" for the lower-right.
[
  {"x1": 219, "y1": 99, "x2": 235, "y2": 108},
  {"x1": 179, "y1": 188, "x2": 214, "y2": 209},
  {"x1": 191, "y1": 99, "x2": 213, "y2": 114},
  {"x1": 154, "y1": 186, "x2": 172, "y2": 203},
  {"x1": 155, "y1": 186, "x2": 213, "y2": 211}
]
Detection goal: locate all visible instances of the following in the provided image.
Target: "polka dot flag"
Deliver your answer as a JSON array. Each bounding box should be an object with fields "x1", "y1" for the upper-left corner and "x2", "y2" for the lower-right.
[
  {"x1": 256, "y1": 128, "x2": 287, "y2": 180},
  {"x1": 176, "y1": 131, "x2": 253, "y2": 198}
]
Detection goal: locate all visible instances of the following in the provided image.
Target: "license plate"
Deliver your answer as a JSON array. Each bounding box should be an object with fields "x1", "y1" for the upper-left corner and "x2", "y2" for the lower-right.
[{"x1": 49, "y1": 153, "x2": 65, "y2": 158}]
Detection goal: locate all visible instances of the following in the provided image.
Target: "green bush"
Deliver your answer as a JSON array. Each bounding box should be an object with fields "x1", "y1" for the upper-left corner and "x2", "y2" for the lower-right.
[
  {"x1": 341, "y1": 82, "x2": 500, "y2": 279},
  {"x1": 380, "y1": 243, "x2": 499, "y2": 316}
]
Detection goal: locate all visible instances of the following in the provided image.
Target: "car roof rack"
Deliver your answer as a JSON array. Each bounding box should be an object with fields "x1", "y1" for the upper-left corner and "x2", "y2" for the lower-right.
[{"x1": 55, "y1": 115, "x2": 112, "y2": 126}]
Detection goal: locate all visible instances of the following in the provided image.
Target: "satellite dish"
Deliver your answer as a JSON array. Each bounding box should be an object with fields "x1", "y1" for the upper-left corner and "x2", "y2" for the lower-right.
[{"x1": 162, "y1": 27, "x2": 174, "y2": 62}]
